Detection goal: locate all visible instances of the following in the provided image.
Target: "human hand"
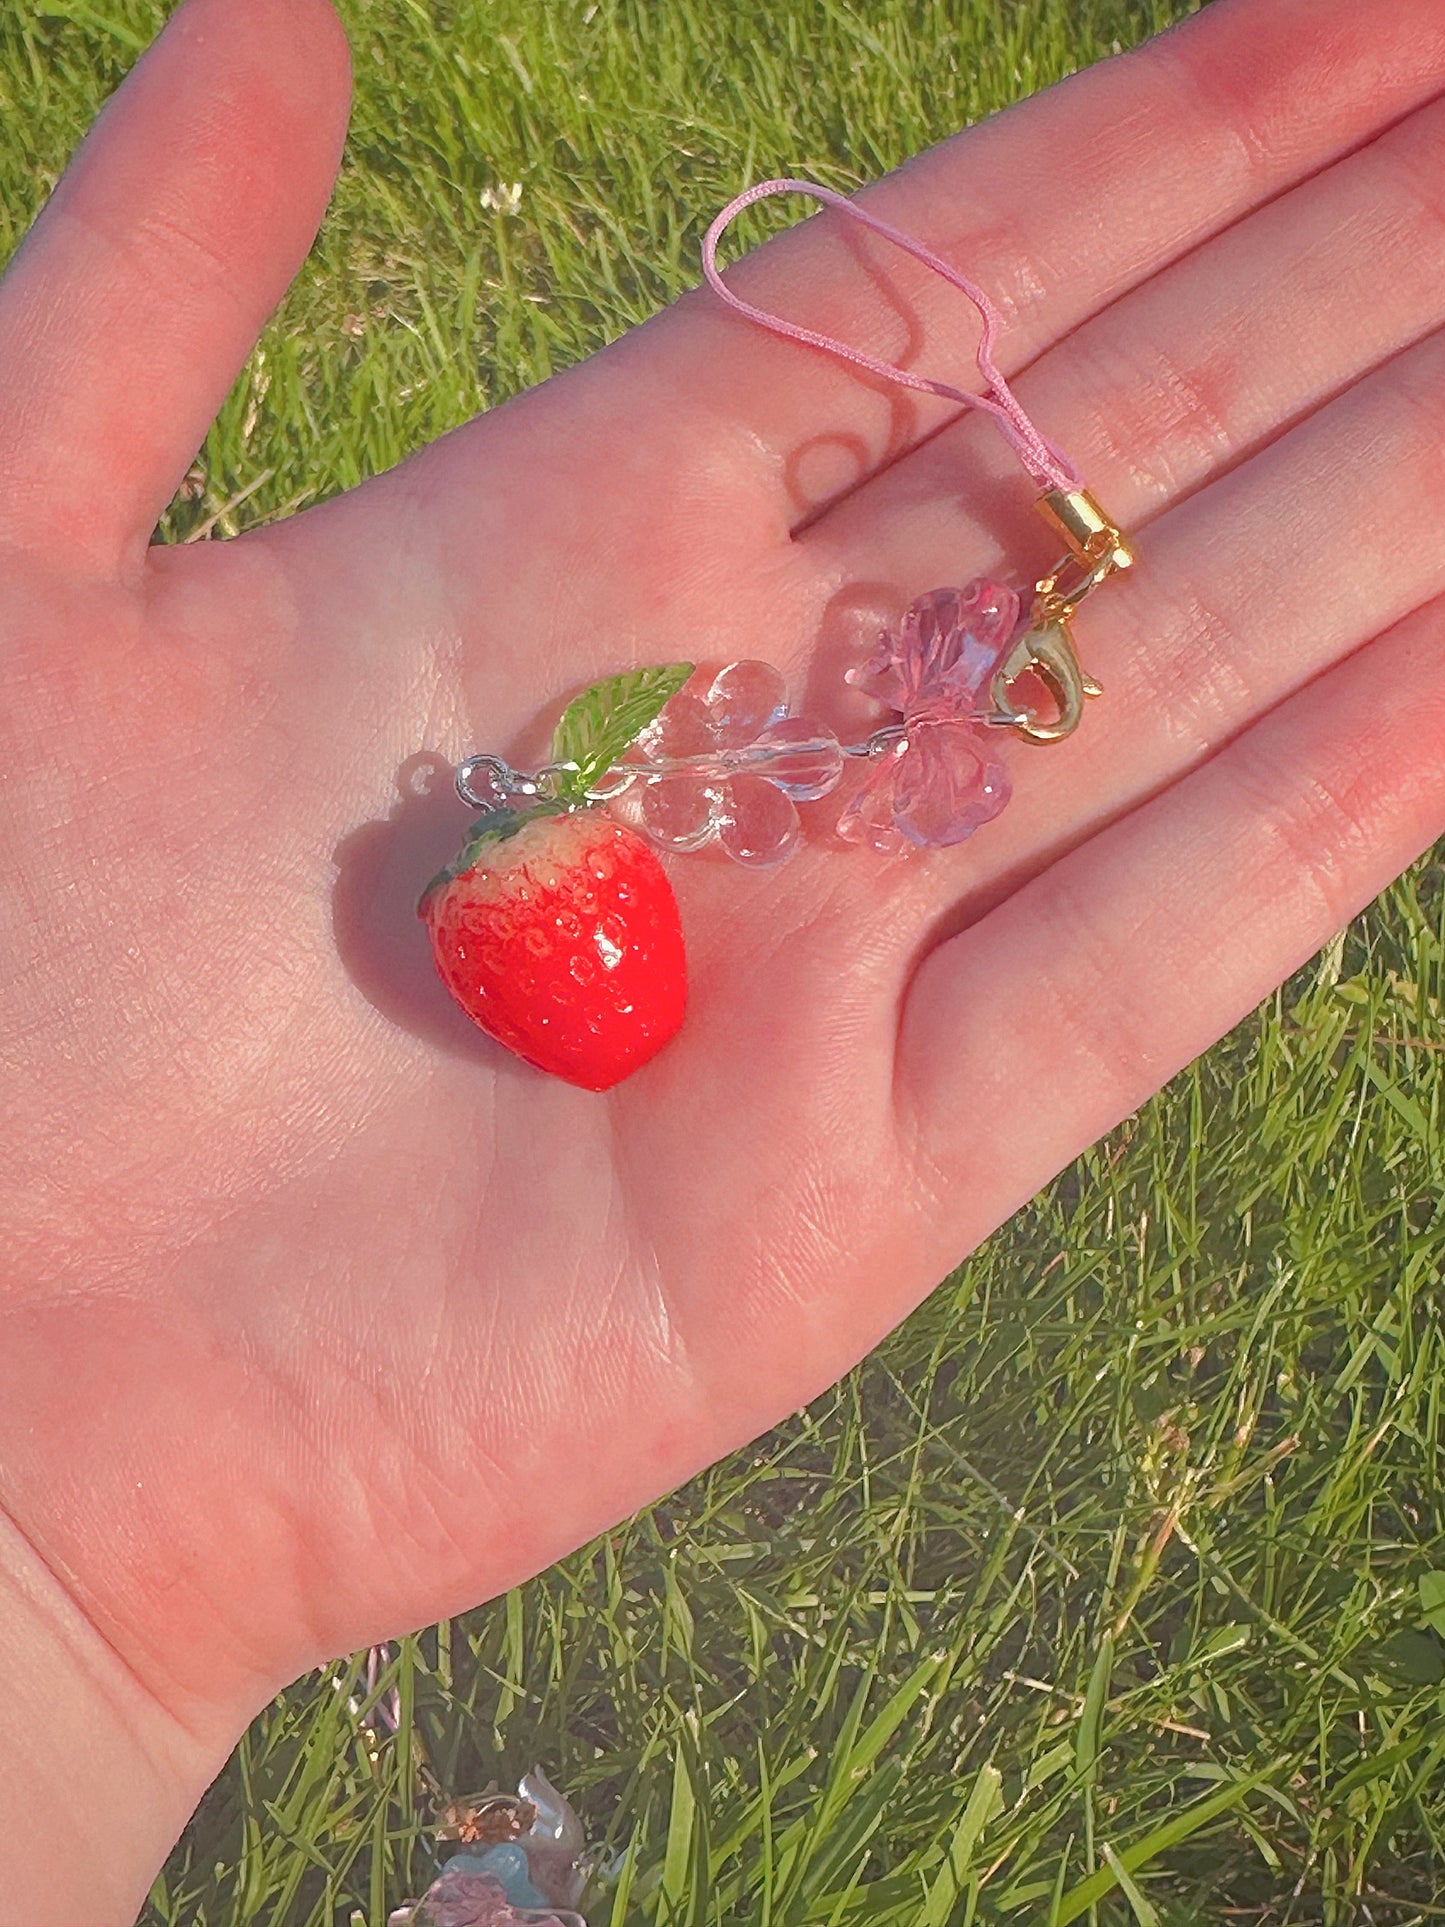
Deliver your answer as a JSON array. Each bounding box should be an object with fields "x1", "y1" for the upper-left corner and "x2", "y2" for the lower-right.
[{"x1": 4, "y1": 0, "x2": 1445, "y2": 1918}]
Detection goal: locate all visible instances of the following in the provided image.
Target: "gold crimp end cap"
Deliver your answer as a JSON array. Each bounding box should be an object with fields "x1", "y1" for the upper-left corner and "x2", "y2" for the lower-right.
[{"x1": 1036, "y1": 487, "x2": 1134, "y2": 576}]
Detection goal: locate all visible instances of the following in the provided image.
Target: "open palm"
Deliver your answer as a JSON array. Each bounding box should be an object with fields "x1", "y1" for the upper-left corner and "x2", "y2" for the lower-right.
[{"x1": 5, "y1": 0, "x2": 1445, "y2": 1915}]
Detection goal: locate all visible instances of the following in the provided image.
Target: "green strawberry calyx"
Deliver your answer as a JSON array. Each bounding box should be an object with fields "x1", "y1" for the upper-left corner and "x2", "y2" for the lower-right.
[{"x1": 418, "y1": 803, "x2": 563, "y2": 910}]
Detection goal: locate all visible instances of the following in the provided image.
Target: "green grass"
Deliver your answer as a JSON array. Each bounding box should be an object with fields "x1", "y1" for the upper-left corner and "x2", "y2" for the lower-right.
[{"x1": 8, "y1": 0, "x2": 1445, "y2": 1920}]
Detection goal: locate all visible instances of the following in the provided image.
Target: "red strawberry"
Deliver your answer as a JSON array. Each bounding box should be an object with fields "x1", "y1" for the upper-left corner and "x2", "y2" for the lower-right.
[{"x1": 420, "y1": 807, "x2": 686, "y2": 1091}]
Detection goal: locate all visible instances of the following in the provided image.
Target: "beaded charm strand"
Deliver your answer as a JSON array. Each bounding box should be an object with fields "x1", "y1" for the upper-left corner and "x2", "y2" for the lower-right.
[{"x1": 421, "y1": 181, "x2": 1134, "y2": 1088}]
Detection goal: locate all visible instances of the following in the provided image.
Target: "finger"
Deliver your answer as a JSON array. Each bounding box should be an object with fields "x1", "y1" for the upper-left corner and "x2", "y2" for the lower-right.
[
  {"x1": 0, "y1": 0, "x2": 351, "y2": 570},
  {"x1": 809, "y1": 83, "x2": 1445, "y2": 579},
  {"x1": 893, "y1": 589, "x2": 1445, "y2": 1240},
  {"x1": 315, "y1": 0, "x2": 1445, "y2": 736},
  {"x1": 628, "y1": 0, "x2": 1445, "y2": 518},
  {"x1": 796, "y1": 315, "x2": 1445, "y2": 980}
]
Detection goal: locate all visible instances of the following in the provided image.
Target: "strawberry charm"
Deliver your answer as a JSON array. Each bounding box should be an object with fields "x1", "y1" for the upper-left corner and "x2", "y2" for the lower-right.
[
  {"x1": 421, "y1": 810, "x2": 686, "y2": 1092},
  {"x1": 424, "y1": 568, "x2": 1119, "y2": 1089},
  {"x1": 422, "y1": 663, "x2": 695, "y2": 1090},
  {"x1": 412, "y1": 177, "x2": 1142, "y2": 1091}
]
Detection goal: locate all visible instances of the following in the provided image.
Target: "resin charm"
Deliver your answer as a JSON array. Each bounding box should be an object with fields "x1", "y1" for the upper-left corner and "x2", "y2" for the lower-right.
[
  {"x1": 421, "y1": 665, "x2": 692, "y2": 1091},
  {"x1": 389, "y1": 1768, "x2": 590, "y2": 1927},
  {"x1": 421, "y1": 811, "x2": 685, "y2": 1092}
]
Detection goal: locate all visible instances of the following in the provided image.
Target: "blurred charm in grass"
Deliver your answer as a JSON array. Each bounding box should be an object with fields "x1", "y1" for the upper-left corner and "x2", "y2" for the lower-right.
[
  {"x1": 388, "y1": 1770, "x2": 589, "y2": 1926},
  {"x1": 351, "y1": 1647, "x2": 592, "y2": 1925}
]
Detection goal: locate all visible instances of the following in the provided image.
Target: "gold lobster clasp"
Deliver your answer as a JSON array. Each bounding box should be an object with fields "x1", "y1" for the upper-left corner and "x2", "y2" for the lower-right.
[
  {"x1": 986, "y1": 488, "x2": 1132, "y2": 744},
  {"x1": 989, "y1": 617, "x2": 1103, "y2": 745}
]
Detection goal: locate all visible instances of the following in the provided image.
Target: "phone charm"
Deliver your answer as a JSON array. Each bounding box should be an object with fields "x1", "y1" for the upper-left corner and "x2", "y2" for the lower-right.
[
  {"x1": 347, "y1": 1645, "x2": 594, "y2": 1926},
  {"x1": 421, "y1": 179, "x2": 1134, "y2": 1090}
]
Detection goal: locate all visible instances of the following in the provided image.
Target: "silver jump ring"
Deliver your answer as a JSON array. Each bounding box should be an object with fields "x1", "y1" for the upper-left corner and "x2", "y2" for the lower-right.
[
  {"x1": 455, "y1": 754, "x2": 532, "y2": 810},
  {"x1": 456, "y1": 755, "x2": 591, "y2": 811}
]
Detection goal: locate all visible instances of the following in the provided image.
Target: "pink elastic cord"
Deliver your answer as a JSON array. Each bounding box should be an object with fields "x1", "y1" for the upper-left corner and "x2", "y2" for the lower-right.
[{"x1": 701, "y1": 178, "x2": 1081, "y2": 494}]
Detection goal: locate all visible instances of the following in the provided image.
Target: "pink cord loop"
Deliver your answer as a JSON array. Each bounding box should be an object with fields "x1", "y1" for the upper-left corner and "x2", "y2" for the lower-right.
[{"x1": 701, "y1": 178, "x2": 1081, "y2": 495}]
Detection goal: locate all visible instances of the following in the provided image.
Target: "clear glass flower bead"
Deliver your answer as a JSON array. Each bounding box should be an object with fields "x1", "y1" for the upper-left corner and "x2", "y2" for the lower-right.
[{"x1": 617, "y1": 660, "x2": 843, "y2": 867}]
